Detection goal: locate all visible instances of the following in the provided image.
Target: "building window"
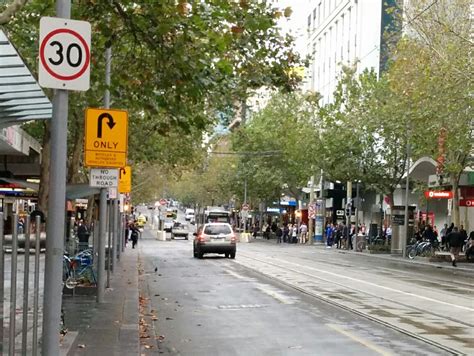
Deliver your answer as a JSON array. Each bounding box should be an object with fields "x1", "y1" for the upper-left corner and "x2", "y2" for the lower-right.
[{"x1": 318, "y1": 2, "x2": 322, "y2": 25}]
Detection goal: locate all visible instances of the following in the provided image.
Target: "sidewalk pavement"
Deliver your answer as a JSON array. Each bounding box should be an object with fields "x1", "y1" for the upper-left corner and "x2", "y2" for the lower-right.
[
  {"x1": 249, "y1": 237, "x2": 474, "y2": 273},
  {"x1": 61, "y1": 247, "x2": 139, "y2": 356}
]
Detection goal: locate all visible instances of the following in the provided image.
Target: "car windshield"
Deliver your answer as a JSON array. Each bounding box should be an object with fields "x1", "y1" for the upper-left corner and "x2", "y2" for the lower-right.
[{"x1": 204, "y1": 225, "x2": 231, "y2": 235}]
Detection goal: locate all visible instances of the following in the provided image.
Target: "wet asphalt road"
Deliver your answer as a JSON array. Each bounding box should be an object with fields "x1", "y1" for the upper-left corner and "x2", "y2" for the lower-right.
[{"x1": 138, "y1": 229, "x2": 450, "y2": 356}]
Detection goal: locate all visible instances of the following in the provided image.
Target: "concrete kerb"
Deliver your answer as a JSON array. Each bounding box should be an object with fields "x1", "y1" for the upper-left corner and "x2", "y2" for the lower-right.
[
  {"x1": 250, "y1": 238, "x2": 474, "y2": 274},
  {"x1": 326, "y1": 245, "x2": 474, "y2": 274}
]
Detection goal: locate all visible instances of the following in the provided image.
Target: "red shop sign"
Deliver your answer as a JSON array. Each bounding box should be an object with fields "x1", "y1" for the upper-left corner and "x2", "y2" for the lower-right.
[
  {"x1": 459, "y1": 199, "x2": 474, "y2": 207},
  {"x1": 424, "y1": 190, "x2": 453, "y2": 199}
]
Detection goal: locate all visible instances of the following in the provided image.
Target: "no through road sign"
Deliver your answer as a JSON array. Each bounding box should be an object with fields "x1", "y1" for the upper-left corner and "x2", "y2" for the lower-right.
[
  {"x1": 84, "y1": 108, "x2": 128, "y2": 168},
  {"x1": 89, "y1": 168, "x2": 119, "y2": 188},
  {"x1": 39, "y1": 17, "x2": 91, "y2": 91}
]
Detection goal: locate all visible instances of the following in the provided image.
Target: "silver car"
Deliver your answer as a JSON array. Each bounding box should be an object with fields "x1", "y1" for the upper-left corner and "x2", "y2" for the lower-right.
[{"x1": 193, "y1": 223, "x2": 236, "y2": 259}]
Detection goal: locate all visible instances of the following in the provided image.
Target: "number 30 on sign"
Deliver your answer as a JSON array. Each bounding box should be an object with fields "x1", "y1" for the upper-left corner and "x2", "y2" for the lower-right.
[{"x1": 39, "y1": 17, "x2": 91, "y2": 91}]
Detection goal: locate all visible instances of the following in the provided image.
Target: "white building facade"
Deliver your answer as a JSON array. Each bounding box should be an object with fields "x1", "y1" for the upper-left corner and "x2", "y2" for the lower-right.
[{"x1": 304, "y1": 0, "x2": 390, "y2": 104}]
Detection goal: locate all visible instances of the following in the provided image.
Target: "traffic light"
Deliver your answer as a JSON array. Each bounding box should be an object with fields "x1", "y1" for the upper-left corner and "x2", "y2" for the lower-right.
[{"x1": 345, "y1": 203, "x2": 351, "y2": 216}]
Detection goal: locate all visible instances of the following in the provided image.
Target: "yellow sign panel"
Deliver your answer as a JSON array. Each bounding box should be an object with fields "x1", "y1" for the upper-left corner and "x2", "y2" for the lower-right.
[
  {"x1": 84, "y1": 108, "x2": 128, "y2": 168},
  {"x1": 118, "y1": 166, "x2": 132, "y2": 193}
]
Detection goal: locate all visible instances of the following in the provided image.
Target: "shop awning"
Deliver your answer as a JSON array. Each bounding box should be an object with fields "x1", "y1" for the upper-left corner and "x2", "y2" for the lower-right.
[{"x1": 0, "y1": 30, "x2": 52, "y2": 127}]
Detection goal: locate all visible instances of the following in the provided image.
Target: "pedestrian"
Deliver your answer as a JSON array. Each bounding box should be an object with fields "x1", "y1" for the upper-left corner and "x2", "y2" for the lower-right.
[
  {"x1": 326, "y1": 223, "x2": 334, "y2": 248},
  {"x1": 252, "y1": 224, "x2": 259, "y2": 239},
  {"x1": 447, "y1": 227, "x2": 464, "y2": 267},
  {"x1": 386, "y1": 225, "x2": 392, "y2": 242},
  {"x1": 465, "y1": 231, "x2": 474, "y2": 262},
  {"x1": 422, "y1": 224, "x2": 436, "y2": 245},
  {"x1": 276, "y1": 226, "x2": 283, "y2": 244},
  {"x1": 265, "y1": 224, "x2": 271, "y2": 240},
  {"x1": 440, "y1": 223, "x2": 448, "y2": 249},
  {"x1": 347, "y1": 224, "x2": 355, "y2": 250},
  {"x1": 299, "y1": 222, "x2": 308, "y2": 244},
  {"x1": 335, "y1": 224, "x2": 343, "y2": 249},
  {"x1": 283, "y1": 224, "x2": 289, "y2": 243},
  {"x1": 130, "y1": 222, "x2": 140, "y2": 249},
  {"x1": 291, "y1": 224, "x2": 298, "y2": 244},
  {"x1": 77, "y1": 220, "x2": 90, "y2": 251},
  {"x1": 460, "y1": 225, "x2": 468, "y2": 243},
  {"x1": 342, "y1": 222, "x2": 349, "y2": 249}
]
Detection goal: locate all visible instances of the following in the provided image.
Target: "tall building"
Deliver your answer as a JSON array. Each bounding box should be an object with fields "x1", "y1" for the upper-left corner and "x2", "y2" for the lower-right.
[{"x1": 304, "y1": 0, "x2": 397, "y2": 103}]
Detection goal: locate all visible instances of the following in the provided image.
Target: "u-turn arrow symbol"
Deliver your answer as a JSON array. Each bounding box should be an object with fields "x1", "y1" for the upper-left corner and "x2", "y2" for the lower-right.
[{"x1": 97, "y1": 112, "x2": 116, "y2": 138}]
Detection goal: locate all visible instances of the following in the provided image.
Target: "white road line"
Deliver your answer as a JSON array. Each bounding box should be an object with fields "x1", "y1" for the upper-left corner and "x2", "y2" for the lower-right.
[
  {"x1": 327, "y1": 324, "x2": 393, "y2": 356},
  {"x1": 242, "y1": 253, "x2": 474, "y2": 312}
]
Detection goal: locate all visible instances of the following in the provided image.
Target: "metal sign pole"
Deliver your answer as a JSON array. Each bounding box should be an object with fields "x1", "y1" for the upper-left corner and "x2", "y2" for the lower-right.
[
  {"x1": 97, "y1": 45, "x2": 112, "y2": 300},
  {"x1": 21, "y1": 216, "x2": 31, "y2": 356},
  {"x1": 97, "y1": 189, "x2": 107, "y2": 302},
  {"x1": 0, "y1": 213, "x2": 3, "y2": 354},
  {"x1": 9, "y1": 214, "x2": 19, "y2": 355},
  {"x1": 42, "y1": 1, "x2": 70, "y2": 350},
  {"x1": 111, "y1": 199, "x2": 116, "y2": 270}
]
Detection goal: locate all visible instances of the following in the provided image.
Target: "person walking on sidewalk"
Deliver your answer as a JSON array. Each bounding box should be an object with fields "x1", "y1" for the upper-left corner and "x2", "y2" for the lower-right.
[
  {"x1": 276, "y1": 226, "x2": 283, "y2": 244},
  {"x1": 77, "y1": 220, "x2": 90, "y2": 251},
  {"x1": 283, "y1": 224, "x2": 289, "y2": 243},
  {"x1": 299, "y1": 222, "x2": 308, "y2": 244},
  {"x1": 291, "y1": 224, "x2": 298, "y2": 244},
  {"x1": 447, "y1": 227, "x2": 464, "y2": 267},
  {"x1": 326, "y1": 223, "x2": 333, "y2": 248},
  {"x1": 130, "y1": 222, "x2": 140, "y2": 249}
]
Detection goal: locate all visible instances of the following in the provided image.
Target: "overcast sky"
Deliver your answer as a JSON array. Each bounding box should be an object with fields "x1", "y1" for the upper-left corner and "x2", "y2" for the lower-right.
[{"x1": 275, "y1": 0, "x2": 308, "y2": 55}]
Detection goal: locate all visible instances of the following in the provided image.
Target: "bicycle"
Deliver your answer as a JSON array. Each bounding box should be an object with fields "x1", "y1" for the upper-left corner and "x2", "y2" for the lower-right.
[
  {"x1": 408, "y1": 239, "x2": 440, "y2": 259},
  {"x1": 63, "y1": 250, "x2": 96, "y2": 289}
]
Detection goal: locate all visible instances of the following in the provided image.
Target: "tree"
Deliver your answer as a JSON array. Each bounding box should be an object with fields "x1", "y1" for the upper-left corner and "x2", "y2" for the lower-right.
[
  {"x1": 231, "y1": 92, "x2": 320, "y2": 204},
  {"x1": 391, "y1": 0, "x2": 473, "y2": 226},
  {"x1": 3, "y1": 0, "x2": 304, "y2": 214}
]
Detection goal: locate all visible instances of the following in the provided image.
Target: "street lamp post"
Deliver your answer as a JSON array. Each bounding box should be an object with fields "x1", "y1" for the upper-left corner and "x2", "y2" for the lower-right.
[
  {"x1": 402, "y1": 135, "x2": 411, "y2": 258},
  {"x1": 308, "y1": 175, "x2": 315, "y2": 244}
]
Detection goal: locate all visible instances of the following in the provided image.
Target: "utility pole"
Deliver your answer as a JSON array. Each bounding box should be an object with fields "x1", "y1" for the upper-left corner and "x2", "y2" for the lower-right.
[
  {"x1": 42, "y1": 1, "x2": 70, "y2": 354},
  {"x1": 308, "y1": 175, "x2": 315, "y2": 244},
  {"x1": 97, "y1": 45, "x2": 112, "y2": 302},
  {"x1": 346, "y1": 181, "x2": 352, "y2": 249},
  {"x1": 402, "y1": 135, "x2": 411, "y2": 258}
]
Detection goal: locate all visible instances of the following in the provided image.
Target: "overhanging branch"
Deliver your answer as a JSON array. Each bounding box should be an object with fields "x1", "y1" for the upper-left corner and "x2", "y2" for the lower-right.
[{"x1": 0, "y1": 0, "x2": 28, "y2": 25}]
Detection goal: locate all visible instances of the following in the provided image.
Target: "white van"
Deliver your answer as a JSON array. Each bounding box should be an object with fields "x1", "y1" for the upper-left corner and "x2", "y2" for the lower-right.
[{"x1": 185, "y1": 208, "x2": 195, "y2": 222}]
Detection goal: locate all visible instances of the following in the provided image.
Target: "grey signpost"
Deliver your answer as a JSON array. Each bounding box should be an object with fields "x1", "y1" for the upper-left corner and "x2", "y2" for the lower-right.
[
  {"x1": 97, "y1": 45, "x2": 112, "y2": 301},
  {"x1": 40, "y1": 2, "x2": 91, "y2": 352}
]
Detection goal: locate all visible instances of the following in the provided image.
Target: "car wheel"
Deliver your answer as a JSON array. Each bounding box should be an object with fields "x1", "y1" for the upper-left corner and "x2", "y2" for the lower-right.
[
  {"x1": 198, "y1": 251, "x2": 204, "y2": 259},
  {"x1": 185, "y1": 236, "x2": 188, "y2": 240},
  {"x1": 225, "y1": 253, "x2": 229, "y2": 258},
  {"x1": 230, "y1": 251, "x2": 236, "y2": 259},
  {"x1": 193, "y1": 247, "x2": 198, "y2": 258}
]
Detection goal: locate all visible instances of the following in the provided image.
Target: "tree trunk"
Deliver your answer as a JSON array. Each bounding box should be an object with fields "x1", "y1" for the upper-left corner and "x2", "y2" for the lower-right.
[
  {"x1": 451, "y1": 175, "x2": 460, "y2": 227},
  {"x1": 38, "y1": 121, "x2": 51, "y2": 217},
  {"x1": 67, "y1": 112, "x2": 84, "y2": 184}
]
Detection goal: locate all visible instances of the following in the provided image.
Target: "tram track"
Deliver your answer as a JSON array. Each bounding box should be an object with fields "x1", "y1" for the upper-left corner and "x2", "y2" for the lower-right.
[{"x1": 234, "y1": 251, "x2": 473, "y2": 355}]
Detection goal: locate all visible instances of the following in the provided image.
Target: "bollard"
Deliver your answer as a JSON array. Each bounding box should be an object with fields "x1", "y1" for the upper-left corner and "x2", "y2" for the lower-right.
[
  {"x1": 9, "y1": 214, "x2": 19, "y2": 356},
  {"x1": 0, "y1": 213, "x2": 4, "y2": 354},
  {"x1": 111, "y1": 200, "x2": 116, "y2": 270},
  {"x1": 92, "y1": 220, "x2": 98, "y2": 272},
  {"x1": 106, "y1": 202, "x2": 112, "y2": 287},
  {"x1": 21, "y1": 216, "x2": 31, "y2": 356},
  {"x1": 32, "y1": 216, "x2": 41, "y2": 356},
  {"x1": 115, "y1": 201, "x2": 120, "y2": 261}
]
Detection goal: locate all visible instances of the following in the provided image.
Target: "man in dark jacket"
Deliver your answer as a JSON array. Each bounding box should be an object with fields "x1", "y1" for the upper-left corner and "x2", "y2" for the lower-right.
[
  {"x1": 77, "y1": 220, "x2": 90, "y2": 251},
  {"x1": 447, "y1": 227, "x2": 464, "y2": 267}
]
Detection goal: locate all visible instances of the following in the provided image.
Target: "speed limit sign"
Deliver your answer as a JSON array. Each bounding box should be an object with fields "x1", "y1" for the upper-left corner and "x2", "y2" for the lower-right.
[{"x1": 39, "y1": 17, "x2": 91, "y2": 91}]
